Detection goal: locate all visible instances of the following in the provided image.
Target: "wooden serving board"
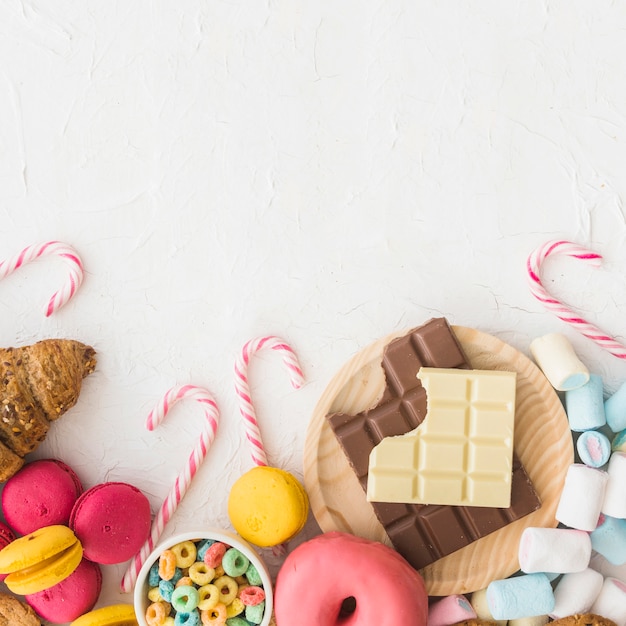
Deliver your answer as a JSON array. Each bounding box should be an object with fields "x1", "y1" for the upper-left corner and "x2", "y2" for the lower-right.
[{"x1": 303, "y1": 326, "x2": 574, "y2": 596}]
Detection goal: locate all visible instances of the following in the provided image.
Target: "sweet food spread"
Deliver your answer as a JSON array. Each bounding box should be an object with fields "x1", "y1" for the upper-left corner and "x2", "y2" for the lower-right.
[{"x1": 0, "y1": 306, "x2": 621, "y2": 625}]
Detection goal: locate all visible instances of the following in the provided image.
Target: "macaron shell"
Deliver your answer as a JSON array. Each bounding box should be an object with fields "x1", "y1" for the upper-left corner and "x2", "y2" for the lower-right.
[
  {"x1": 0, "y1": 522, "x2": 15, "y2": 582},
  {"x1": 2, "y1": 458, "x2": 83, "y2": 535},
  {"x1": 0, "y1": 524, "x2": 78, "y2": 573},
  {"x1": 0, "y1": 521, "x2": 15, "y2": 548},
  {"x1": 69, "y1": 603, "x2": 138, "y2": 626},
  {"x1": 5, "y1": 539, "x2": 83, "y2": 595},
  {"x1": 26, "y1": 558, "x2": 102, "y2": 623},
  {"x1": 228, "y1": 466, "x2": 310, "y2": 547},
  {"x1": 70, "y1": 482, "x2": 151, "y2": 564}
]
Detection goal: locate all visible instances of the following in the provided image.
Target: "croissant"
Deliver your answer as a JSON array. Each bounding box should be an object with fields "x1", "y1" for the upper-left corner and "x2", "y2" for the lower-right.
[{"x1": 0, "y1": 339, "x2": 96, "y2": 481}]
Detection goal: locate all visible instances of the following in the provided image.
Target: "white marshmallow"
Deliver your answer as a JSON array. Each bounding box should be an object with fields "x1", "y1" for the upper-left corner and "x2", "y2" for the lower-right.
[
  {"x1": 530, "y1": 333, "x2": 589, "y2": 391},
  {"x1": 556, "y1": 463, "x2": 608, "y2": 531},
  {"x1": 602, "y1": 451, "x2": 626, "y2": 519},
  {"x1": 518, "y1": 527, "x2": 591, "y2": 574},
  {"x1": 590, "y1": 577, "x2": 626, "y2": 626},
  {"x1": 550, "y1": 568, "x2": 604, "y2": 618}
]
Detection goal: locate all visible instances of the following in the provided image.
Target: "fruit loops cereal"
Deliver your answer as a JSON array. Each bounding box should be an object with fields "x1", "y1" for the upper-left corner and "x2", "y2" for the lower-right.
[{"x1": 144, "y1": 538, "x2": 266, "y2": 626}]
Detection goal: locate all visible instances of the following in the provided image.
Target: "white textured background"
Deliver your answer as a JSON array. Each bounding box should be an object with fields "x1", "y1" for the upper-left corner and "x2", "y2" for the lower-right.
[{"x1": 2, "y1": 0, "x2": 626, "y2": 621}]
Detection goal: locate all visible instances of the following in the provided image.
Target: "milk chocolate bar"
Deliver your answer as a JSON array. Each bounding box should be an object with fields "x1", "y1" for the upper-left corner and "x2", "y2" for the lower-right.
[{"x1": 327, "y1": 318, "x2": 541, "y2": 571}]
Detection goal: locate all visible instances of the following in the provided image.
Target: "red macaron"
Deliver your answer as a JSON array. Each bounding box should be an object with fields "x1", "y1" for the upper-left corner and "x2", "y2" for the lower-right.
[
  {"x1": 1, "y1": 459, "x2": 83, "y2": 535},
  {"x1": 25, "y1": 558, "x2": 102, "y2": 623},
  {"x1": 69, "y1": 481, "x2": 151, "y2": 564}
]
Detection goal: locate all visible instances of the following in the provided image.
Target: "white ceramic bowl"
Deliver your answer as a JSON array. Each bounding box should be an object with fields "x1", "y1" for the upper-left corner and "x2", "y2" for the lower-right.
[{"x1": 133, "y1": 529, "x2": 273, "y2": 626}]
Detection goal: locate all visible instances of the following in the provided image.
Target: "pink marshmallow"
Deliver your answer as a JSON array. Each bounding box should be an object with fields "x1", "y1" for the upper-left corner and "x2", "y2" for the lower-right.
[{"x1": 428, "y1": 594, "x2": 476, "y2": 626}]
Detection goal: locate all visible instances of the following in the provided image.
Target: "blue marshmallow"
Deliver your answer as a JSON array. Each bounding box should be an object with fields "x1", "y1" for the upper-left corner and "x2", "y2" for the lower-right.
[
  {"x1": 486, "y1": 573, "x2": 555, "y2": 620},
  {"x1": 577, "y1": 430, "x2": 611, "y2": 467},
  {"x1": 565, "y1": 374, "x2": 606, "y2": 432},
  {"x1": 590, "y1": 514, "x2": 626, "y2": 565},
  {"x1": 612, "y1": 428, "x2": 626, "y2": 452},
  {"x1": 605, "y1": 380, "x2": 626, "y2": 433}
]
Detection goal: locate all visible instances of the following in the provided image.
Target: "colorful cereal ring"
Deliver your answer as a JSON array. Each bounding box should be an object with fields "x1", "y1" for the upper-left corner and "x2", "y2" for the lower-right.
[
  {"x1": 239, "y1": 585, "x2": 265, "y2": 606},
  {"x1": 171, "y1": 585, "x2": 200, "y2": 613},
  {"x1": 200, "y1": 602, "x2": 227, "y2": 626},
  {"x1": 172, "y1": 541, "x2": 198, "y2": 569},
  {"x1": 174, "y1": 608, "x2": 200, "y2": 626},
  {"x1": 222, "y1": 548, "x2": 249, "y2": 577},
  {"x1": 203, "y1": 542, "x2": 227, "y2": 568},
  {"x1": 197, "y1": 584, "x2": 219, "y2": 611},
  {"x1": 189, "y1": 561, "x2": 215, "y2": 586},
  {"x1": 214, "y1": 575, "x2": 238, "y2": 605},
  {"x1": 245, "y1": 599, "x2": 265, "y2": 624},
  {"x1": 159, "y1": 550, "x2": 177, "y2": 581}
]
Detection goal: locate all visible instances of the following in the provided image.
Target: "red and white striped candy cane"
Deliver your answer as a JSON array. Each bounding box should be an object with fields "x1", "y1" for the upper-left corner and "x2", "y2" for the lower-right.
[
  {"x1": 121, "y1": 384, "x2": 220, "y2": 592},
  {"x1": 0, "y1": 241, "x2": 84, "y2": 316},
  {"x1": 527, "y1": 239, "x2": 626, "y2": 359},
  {"x1": 234, "y1": 336, "x2": 304, "y2": 467}
]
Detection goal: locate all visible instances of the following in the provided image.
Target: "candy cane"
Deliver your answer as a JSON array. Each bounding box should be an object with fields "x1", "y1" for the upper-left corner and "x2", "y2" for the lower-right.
[
  {"x1": 121, "y1": 384, "x2": 220, "y2": 592},
  {"x1": 527, "y1": 239, "x2": 626, "y2": 359},
  {"x1": 234, "y1": 336, "x2": 304, "y2": 467},
  {"x1": 0, "y1": 241, "x2": 84, "y2": 316}
]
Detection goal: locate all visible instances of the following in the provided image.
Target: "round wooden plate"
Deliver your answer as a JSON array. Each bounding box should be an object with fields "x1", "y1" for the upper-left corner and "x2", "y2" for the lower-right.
[{"x1": 303, "y1": 326, "x2": 574, "y2": 596}]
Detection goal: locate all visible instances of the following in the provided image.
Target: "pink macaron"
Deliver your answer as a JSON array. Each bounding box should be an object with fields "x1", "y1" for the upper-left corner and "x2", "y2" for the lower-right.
[
  {"x1": 0, "y1": 521, "x2": 16, "y2": 582},
  {"x1": 25, "y1": 558, "x2": 102, "y2": 623},
  {"x1": 69, "y1": 481, "x2": 151, "y2": 564},
  {"x1": 2, "y1": 458, "x2": 83, "y2": 535}
]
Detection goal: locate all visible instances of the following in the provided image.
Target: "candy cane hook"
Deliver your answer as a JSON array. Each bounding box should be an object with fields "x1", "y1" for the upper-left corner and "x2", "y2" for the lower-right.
[
  {"x1": 121, "y1": 384, "x2": 220, "y2": 592},
  {"x1": 527, "y1": 239, "x2": 626, "y2": 359},
  {"x1": 234, "y1": 336, "x2": 304, "y2": 467},
  {"x1": 0, "y1": 241, "x2": 84, "y2": 316}
]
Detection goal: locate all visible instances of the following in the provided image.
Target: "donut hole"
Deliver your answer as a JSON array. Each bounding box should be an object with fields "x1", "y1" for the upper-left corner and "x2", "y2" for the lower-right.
[{"x1": 338, "y1": 596, "x2": 356, "y2": 620}]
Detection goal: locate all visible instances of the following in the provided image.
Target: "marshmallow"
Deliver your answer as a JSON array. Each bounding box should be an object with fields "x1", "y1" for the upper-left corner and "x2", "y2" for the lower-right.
[
  {"x1": 589, "y1": 551, "x2": 626, "y2": 582},
  {"x1": 518, "y1": 527, "x2": 591, "y2": 574},
  {"x1": 428, "y1": 594, "x2": 476, "y2": 626},
  {"x1": 550, "y1": 568, "x2": 604, "y2": 618},
  {"x1": 530, "y1": 333, "x2": 589, "y2": 391},
  {"x1": 590, "y1": 577, "x2": 626, "y2": 626},
  {"x1": 602, "y1": 451, "x2": 626, "y2": 519},
  {"x1": 508, "y1": 616, "x2": 549, "y2": 626},
  {"x1": 565, "y1": 374, "x2": 606, "y2": 432},
  {"x1": 556, "y1": 463, "x2": 608, "y2": 531},
  {"x1": 591, "y1": 514, "x2": 626, "y2": 565},
  {"x1": 605, "y1": 380, "x2": 626, "y2": 433},
  {"x1": 470, "y1": 588, "x2": 507, "y2": 626},
  {"x1": 577, "y1": 430, "x2": 611, "y2": 468},
  {"x1": 612, "y1": 427, "x2": 626, "y2": 453},
  {"x1": 486, "y1": 573, "x2": 555, "y2": 620}
]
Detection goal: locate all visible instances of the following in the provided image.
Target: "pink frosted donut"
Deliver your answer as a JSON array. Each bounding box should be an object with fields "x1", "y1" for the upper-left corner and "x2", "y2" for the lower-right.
[{"x1": 274, "y1": 531, "x2": 428, "y2": 626}]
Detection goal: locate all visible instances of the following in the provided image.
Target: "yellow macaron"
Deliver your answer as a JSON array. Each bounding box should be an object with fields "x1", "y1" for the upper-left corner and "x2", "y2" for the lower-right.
[
  {"x1": 0, "y1": 524, "x2": 83, "y2": 594},
  {"x1": 70, "y1": 603, "x2": 138, "y2": 626},
  {"x1": 228, "y1": 465, "x2": 309, "y2": 547}
]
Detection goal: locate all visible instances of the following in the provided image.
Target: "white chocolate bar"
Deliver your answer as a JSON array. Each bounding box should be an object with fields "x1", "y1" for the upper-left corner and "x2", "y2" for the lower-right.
[{"x1": 367, "y1": 367, "x2": 516, "y2": 508}]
